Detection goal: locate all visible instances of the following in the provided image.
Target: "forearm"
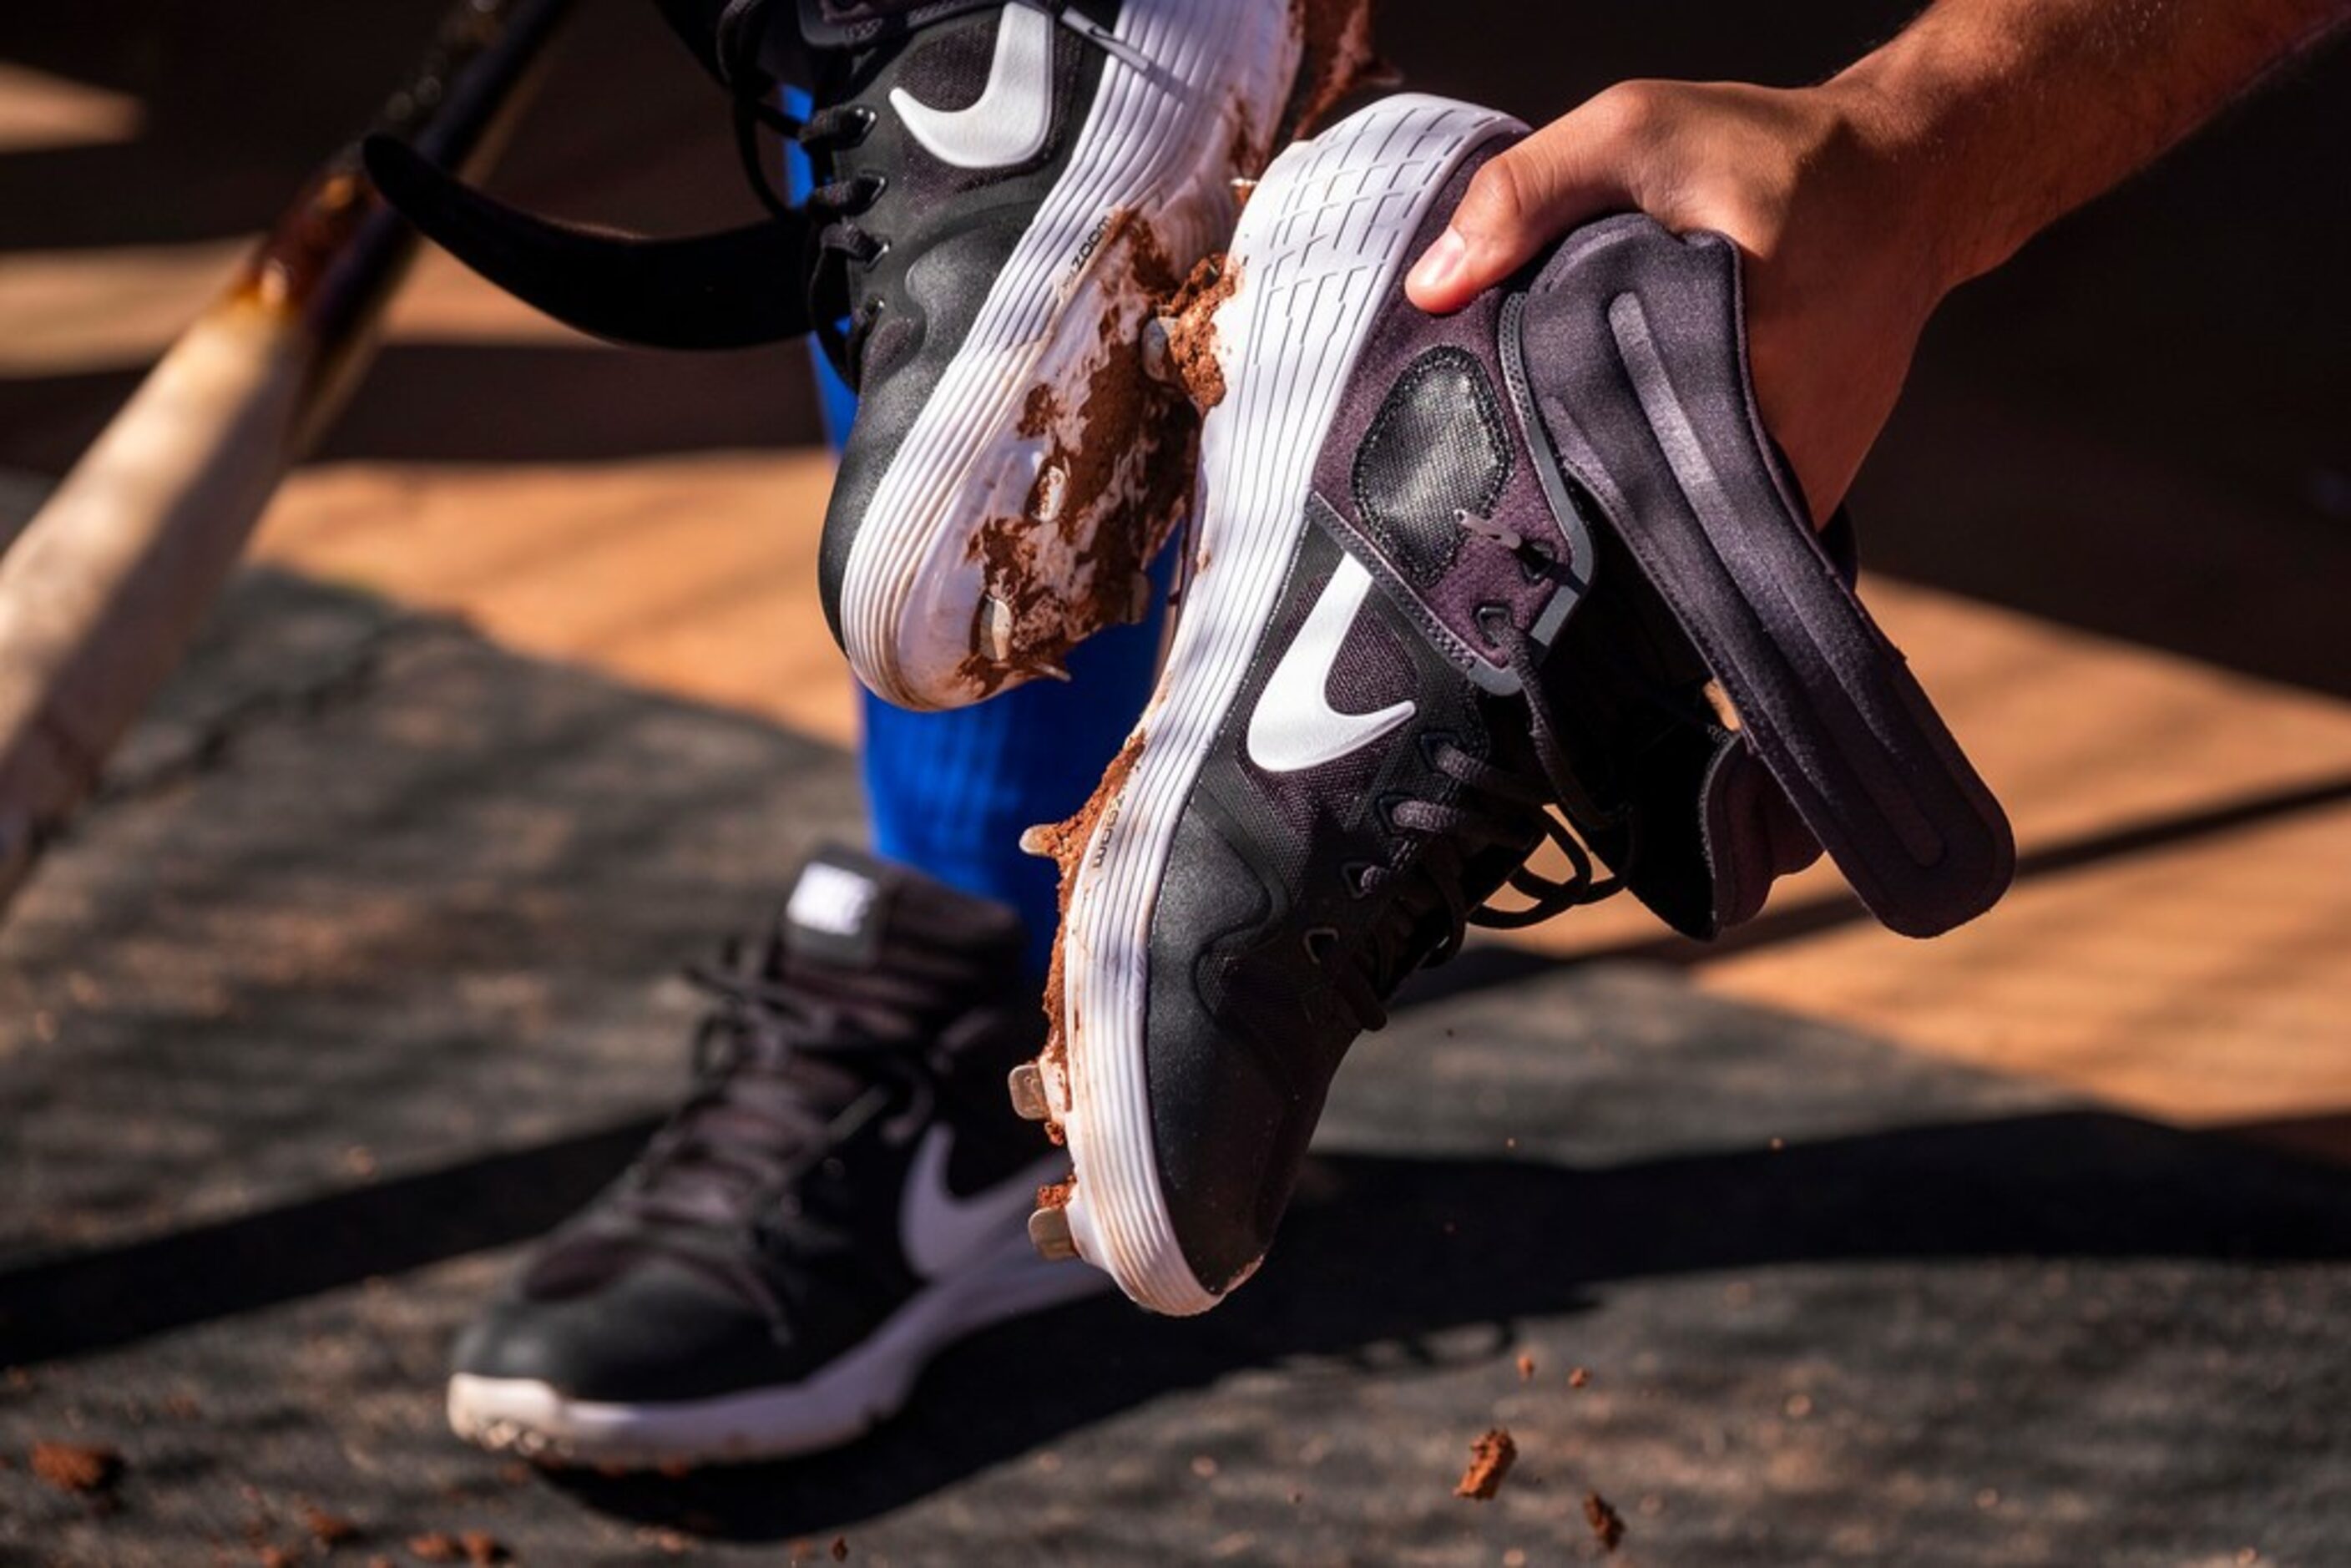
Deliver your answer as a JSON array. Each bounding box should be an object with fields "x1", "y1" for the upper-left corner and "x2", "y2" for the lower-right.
[{"x1": 1836, "y1": 0, "x2": 2350, "y2": 290}]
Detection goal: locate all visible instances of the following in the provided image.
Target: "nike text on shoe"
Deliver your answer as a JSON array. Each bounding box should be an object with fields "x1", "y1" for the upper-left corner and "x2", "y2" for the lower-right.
[
  {"x1": 445, "y1": 847, "x2": 1101, "y2": 1467},
  {"x1": 1013, "y1": 95, "x2": 2015, "y2": 1315},
  {"x1": 367, "y1": 0, "x2": 1383, "y2": 711}
]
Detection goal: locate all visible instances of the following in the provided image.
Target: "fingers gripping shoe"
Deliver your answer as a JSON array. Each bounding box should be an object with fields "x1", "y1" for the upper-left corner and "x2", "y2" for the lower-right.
[
  {"x1": 369, "y1": 0, "x2": 1373, "y2": 709},
  {"x1": 1014, "y1": 95, "x2": 2015, "y2": 1315}
]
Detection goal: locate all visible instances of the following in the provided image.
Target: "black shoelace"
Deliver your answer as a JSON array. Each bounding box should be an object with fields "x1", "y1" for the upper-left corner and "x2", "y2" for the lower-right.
[
  {"x1": 705, "y1": 0, "x2": 1141, "y2": 383},
  {"x1": 707, "y1": 0, "x2": 892, "y2": 381},
  {"x1": 1320, "y1": 518, "x2": 1640, "y2": 1032},
  {"x1": 602, "y1": 934, "x2": 937, "y2": 1267}
]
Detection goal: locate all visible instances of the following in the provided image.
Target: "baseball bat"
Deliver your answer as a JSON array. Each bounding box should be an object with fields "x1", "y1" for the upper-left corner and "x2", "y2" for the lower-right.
[{"x1": 0, "y1": 0, "x2": 575, "y2": 913}]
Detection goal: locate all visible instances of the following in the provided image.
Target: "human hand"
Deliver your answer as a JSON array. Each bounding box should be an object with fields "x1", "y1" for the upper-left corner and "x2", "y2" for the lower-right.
[{"x1": 1406, "y1": 79, "x2": 1949, "y2": 522}]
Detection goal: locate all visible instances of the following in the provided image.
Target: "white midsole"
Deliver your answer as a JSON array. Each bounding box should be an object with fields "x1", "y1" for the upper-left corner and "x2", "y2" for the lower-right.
[
  {"x1": 839, "y1": 0, "x2": 1302, "y2": 710},
  {"x1": 1054, "y1": 96, "x2": 1526, "y2": 1316},
  {"x1": 447, "y1": 1209, "x2": 1104, "y2": 1465}
]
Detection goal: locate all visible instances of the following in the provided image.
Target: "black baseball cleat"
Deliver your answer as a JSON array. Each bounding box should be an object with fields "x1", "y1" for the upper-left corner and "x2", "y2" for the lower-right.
[
  {"x1": 369, "y1": 0, "x2": 1375, "y2": 711},
  {"x1": 445, "y1": 847, "x2": 1100, "y2": 1466},
  {"x1": 1017, "y1": 94, "x2": 2015, "y2": 1315}
]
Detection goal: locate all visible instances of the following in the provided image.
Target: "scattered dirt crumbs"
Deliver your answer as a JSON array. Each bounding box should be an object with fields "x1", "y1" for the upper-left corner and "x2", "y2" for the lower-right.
[
  {"x1": 459, "y1": 1531, "x2": 508, "y2": 1565},
  {"x1": 1036, "y1": 1175, "x2": 1076, "y2": 1211},
  {"x1": 1585, "y1": 1491, "x2": 1627, "y2": 1552},
  {"x1": 304, "y1": 1506, "x2": 361, "y2": 1546},
  {"x1": 409, "y1": 1535, "x2": 463, "y2": 1563},
  {"x1": 1161, "y1": 255, "x2": 1240, "y2": 411},
  {"x1": 1028, "y1": 728, "x2": 1149, "y2": 1132},
  {"x1": 1515, "y1": 1353, "x2": 1537, "y2": 1383},
  {"x1": 30, "y1": 1440, "x2": 122, "y2": 1495},
  {"x1": 1569, "y1": 1366, "x2": 1592, "y2": 1389},
  {"x1": 258, "y1": 1548, "x2": 297, "y2": 1568},
  {"x1": 1284, "y1": 0, "x2": 1384, "y2": 142},
  {"x1": 1454, "y1": 1428, "x2": 1517, "y2": 1501},
  {"x1": 832, "y1": 1536, "x2": 852, "y2": 1562}
]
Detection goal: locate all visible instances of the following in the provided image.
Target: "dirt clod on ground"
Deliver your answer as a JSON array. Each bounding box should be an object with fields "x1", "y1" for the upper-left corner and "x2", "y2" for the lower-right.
[
  {"x1": 831, "y1": 1536, "x2": 851, "y2": 1561},
  {"x1": 1515, "y1": 1353, "x2": 1537, "y2": 1383},
  {"x1": 1161, "y1": 255, "x2": 1240, "y2": 411},
  {"x1": 1036, "y1": 1175, "x2": 1076, "y2": 1211},
  {"x1": 303, "y1": 1506, "x2": 361, "y2": 1546},
  {"x1": 1454, "y1": 1428, "x2": 1516, "y2": 1500},
  {"x1": 409, "y1": 1535, "x2": 463, "y2": 1563},
  {"x1": 1569, "y1": 1366, "x2": 1592, "y2": 1388},
  {"x1": 1585, "y1": 1490, "x2": 1627, "y2": 1551},
  {"x1": 30, "y1": 1440, "x2": 122, "y2": 1495},
  {"x1": 458, "y1": 1531, "x2": 508, "y2": 1565}
]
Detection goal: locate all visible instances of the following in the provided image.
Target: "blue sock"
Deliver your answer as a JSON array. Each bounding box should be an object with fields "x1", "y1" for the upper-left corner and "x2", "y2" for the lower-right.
[
  {"x1": 786, "y1": 93, "x2": 1161, "y2": 983},
  {"x1": 862, "y1": 562, "x2": 1168, "y2": 984}
]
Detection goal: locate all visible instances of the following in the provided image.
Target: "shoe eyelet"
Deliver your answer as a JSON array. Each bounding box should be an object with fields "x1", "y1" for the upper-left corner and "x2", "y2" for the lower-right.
[
  {"x1": 1302, "y1": 927, "x2": 1339, "y2": 965},
  {"x1": 1474, "y1": 604, "x2": 1515, "y2": 649},
  {"x1": 1341, "y1": 861, "x2": 1373, "y2": 898}
]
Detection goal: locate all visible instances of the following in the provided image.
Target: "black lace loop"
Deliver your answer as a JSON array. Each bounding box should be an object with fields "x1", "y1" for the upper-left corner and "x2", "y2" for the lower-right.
[
  {"x1": 702, "y1": 3, "x2": 896, "y2": 384},
  {"x1": 1322, "y1": 518, "x2": 1643, "y2": 1032},
  {"x1": 604, "y1": 939, "x2": 928, "y2": 1249}
]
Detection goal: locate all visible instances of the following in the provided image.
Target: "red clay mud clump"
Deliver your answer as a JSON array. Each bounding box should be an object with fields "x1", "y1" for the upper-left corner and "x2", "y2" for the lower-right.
[
  {"x1": 1285, "y1": 0, "x2": 1386, "y2": 142},
  {"x1": 1025, "y1": 729, "x2": 1149, "y2": 1136},
  {"x1": 1036, "y1": 1175, "x2": 1076, "y2": 1211},
  {"x1": 30, "y1": 1441, "x2": 122, "y2": 1495},
  {"x1": 1453, "y1": 1428, "x2": 1517, "y2": 1501},
  {"x1": 1162, "y1": 255, "x2": 1241, "y2": 411},
  {"x1": 1585, "y1": 1491, "x2": 1627, "y2": 1551},
  {"x1": 302, "y1": 1505, "x2": 361, "y2": 1546},
  {"x1": 960, "y1": 212, "x2": 1198, "y2": 700}
]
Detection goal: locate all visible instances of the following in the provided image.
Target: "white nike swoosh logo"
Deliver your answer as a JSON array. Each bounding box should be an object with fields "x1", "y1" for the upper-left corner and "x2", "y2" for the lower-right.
[
  {"x1": 888, "y1": 4, "x2": 1055, "y2": 171},
  {"x1": 899, "y1": 1126, "x2": 1050, "y2": 1282},
  {"x1": 1246, "y1": 554, "x2": 1417, "y2": 774}
]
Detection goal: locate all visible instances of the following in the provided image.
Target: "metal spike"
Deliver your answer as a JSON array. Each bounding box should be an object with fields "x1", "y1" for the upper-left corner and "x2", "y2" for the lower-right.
[
  {"x1": 1009, "y1": 1062, "x2": 1051, "y2": 1122},
  {"x1": 983, "y1": 594, "x2": 1015, "y2": 665},
  {"x1": 1031, "y1": 662, "x2": 1073, "y2": 684},
  {"x1": 1028, "y1": 1205, "x2": 1079, "y2": 1262},
  {"x1": 1030, "y1": 460, "x2": 1069, "y2": 526},
  {"x1": 1140, "y1": 316, "x2": 1176, "y2": 385},
  {"x1": 1018, "y1": 824, "x2": 1058, "y2": 859}
]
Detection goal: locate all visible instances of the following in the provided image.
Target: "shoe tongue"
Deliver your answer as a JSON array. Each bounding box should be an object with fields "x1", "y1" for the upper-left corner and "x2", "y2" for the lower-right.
[
  {"x1": 781, "y1": 846, "x2": 896, "y2": 970},
  {"x1": 778, "y1": 842, "x2": 1024, "y2": 978}
]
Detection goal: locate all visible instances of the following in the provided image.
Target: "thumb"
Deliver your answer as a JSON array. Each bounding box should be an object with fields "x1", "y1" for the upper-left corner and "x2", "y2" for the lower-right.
[{"x1": 1406, "y1": 108, "x2": 1635, "y2": 315}]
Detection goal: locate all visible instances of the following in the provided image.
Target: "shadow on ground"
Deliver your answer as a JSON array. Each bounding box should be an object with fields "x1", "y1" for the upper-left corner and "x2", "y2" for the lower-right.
[{"x1": 531, "y1": 1109, "x2": 2351, "y2": 1540}]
